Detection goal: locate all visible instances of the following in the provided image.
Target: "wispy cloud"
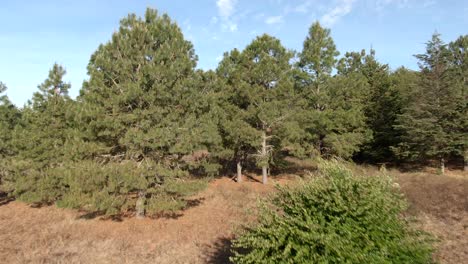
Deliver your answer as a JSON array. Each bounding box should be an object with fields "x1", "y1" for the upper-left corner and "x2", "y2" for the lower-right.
[
  {"x1": 210, "y1": 16, "x2": 218, "y2": 25},
  {"x1": 423, "y1": 0, "x2": 436, "y2": 8},
  {"x1": 291, "y1": 0, "x2": 315, "y2": 14},
  {"x1": 216, "y1": 0, "x2": 238, "y2": 32},
  {"x1": 321, "y1": 0, "x2": 356, "y2": 27},
  {"x1": 217, "y1": 0, "x2": 236, "y2": 19},
  {"x1": 375, "y1": 0, "x2": 410, "y2": 11},
  {"x1": 265, "y1": 15, "x2": 284, "y2": 25}
]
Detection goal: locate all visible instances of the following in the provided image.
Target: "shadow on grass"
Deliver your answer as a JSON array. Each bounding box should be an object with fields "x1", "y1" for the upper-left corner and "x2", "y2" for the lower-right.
[
  {"x1": 271, "y1": 157, "x2": 317, "y2": 176},
  {"x1": 204, "y1": 237, "x2": 234, "y2": 264},
  {"x1": 244, "y1": 174, "x2": 262, "y2": 183},
  {"x1": 0, "y1": 193, "x2": 14, "y2": 207},
  {"x1": 76, "y1": 197, "x2": 206, "y2": 221}
]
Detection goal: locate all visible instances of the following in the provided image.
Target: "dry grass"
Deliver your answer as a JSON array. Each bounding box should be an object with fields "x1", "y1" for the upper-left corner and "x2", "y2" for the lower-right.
[
  {"x1": 0, "y1": 176, "x2": 279, "y2": 264},
  {"x1": 0, "y1": 165, "x2": 466, "y2": 264},
  {"x1": 393, "y1": 169, "x2": 468, "y2": 264}
]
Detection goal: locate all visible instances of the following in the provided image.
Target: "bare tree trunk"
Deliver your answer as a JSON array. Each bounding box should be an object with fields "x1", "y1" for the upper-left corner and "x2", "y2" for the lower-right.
[
  {"x1": 136, "y1": 190, "x2": 146, "y2": 219},
  {"x1": 440, "y1": 157, "x2": 445, "y2": 175},
  {"x1": 464, "y1": 150, "x2": 468, "y2": 172},
  {"x1": 237, "y1": 160, "x2": 242, "y2": 183},
  {"x1": 262, "y1": 131, "x2": 268, "y2": 185}
]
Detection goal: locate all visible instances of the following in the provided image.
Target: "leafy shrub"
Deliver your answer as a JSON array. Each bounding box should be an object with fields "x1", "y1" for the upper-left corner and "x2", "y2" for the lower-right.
[{"x1": 231, "y1": 160, "x2": 434, "y2": 264}]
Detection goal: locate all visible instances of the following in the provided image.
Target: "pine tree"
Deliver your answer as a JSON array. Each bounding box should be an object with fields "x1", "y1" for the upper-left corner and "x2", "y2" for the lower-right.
[
  {"x1": 0, "y1": 82, "x2": 19, "y2": 158},
  {"x1": 9, "y1": 63, "x2": 74, "y2": 203},
  {"x1": 394, "y1": 33, "x2": 464, "y2": 173},
  {"x1": 217, "y1": 49, "x2": 261, "y2": 182},
  {"x1": 297, "y1": 21, "x2": 339, "y2": 95},
  {"x1": 78, "y1": 8, "x2": 218, "y2": 215},
  {"x1": 15, "y1": 63, "x2": 72, "y2": 166},
  {"x1": 0, "y1": 82, "x2": 20, "y2": 196},
  {"x1": 296, "y1": 22, "x2": 369, "y2": 159},
  {"x1": 218, "y1": 35, "x2": 297, "y2": 184}
]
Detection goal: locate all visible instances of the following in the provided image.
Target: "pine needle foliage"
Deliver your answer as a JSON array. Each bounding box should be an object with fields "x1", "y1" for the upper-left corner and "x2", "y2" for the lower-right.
[{"x1": 231, "y1": 160, "x2": 434, "y2": 263}]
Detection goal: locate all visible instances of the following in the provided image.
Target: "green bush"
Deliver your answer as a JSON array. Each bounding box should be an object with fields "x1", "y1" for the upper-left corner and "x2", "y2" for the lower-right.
[{"x1": 231, "y1": 160, "x2": 434, "y2": 264}]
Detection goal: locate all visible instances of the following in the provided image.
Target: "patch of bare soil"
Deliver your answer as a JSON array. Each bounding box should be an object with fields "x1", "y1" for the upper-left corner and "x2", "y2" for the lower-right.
[
  {"x1": 0, "y1": 175, "x2": 282, "y2": 264},
  {"x1": 395, "y1": 170, "x2": 468, "y2": 264}
]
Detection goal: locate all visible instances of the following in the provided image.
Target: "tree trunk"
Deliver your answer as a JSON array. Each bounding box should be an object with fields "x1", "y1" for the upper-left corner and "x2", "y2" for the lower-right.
[
  {"x1": 136, "y1": 190, "x2": 146, "y2": 219},
  {"x1": 237, "y1": 160, "x2": 242, "y2": 183},
  {"x1": 262, "y1": 131, "x2": 268, "y2": 185},
  {"x1": 464, "y1": 150, "x2": 468, "y2": 172},
  {"x1": 440, "y1": 157, "x2": 445, "y2": 175}
]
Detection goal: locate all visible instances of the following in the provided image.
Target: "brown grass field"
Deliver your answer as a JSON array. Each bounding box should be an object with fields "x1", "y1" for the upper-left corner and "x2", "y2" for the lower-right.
[{"x1": 0, "y1": 166, "x2": 466, "y2": 264}]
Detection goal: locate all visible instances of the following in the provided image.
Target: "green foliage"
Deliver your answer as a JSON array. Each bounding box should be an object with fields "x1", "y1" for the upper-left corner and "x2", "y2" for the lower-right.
[
  {"x1": 231, "y1": 160, "x2": 434, "y2": 263},
  {"x1": 81, "y1": 8, "x2": 197, "y2": 158},
  {"x1": 56, "y1": 161, "x2": 206, "y2": 216},
  {"x1": 217, "y1": 34, "x2": 298, "y2": 175},
  {"x1": 447, "y1": 35, "x2": 468, "y2": 166},
  {"x1": 4, "y1": 64, "x2": 81, "y2": 201},
  {"x1": 298, "y1": 21, "x2": 339, "y2": 88},
  {"x1": 295, "y1": 22, "x2": 370, "y2": 159},
  {"x1": 393, "y1": 33, "x2": 466, "y2": 166},
  {"x1": 339, "y1": 49, "x2": 407, "y2": 162},
  {"x1": 13, "y1": 63, "x2": 75, "y2": 168},
  {"x1": 2, "y1": 6, "x2": 467, "y2": 221},
  {"x1": 0, "y1": 82, "x2": 19, "y2": 158},
  {"x1": 6, "y1": 159, "x2": 207, "y2": 216}
]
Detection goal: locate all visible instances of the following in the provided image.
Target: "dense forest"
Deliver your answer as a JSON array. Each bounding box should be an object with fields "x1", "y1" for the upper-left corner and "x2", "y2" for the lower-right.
[{"x1": 0, "y1": 8, "x2": 466, "y2": 218}]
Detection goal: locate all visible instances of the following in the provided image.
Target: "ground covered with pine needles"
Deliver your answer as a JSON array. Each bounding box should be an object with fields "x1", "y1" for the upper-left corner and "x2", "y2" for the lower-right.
[{"x1": 0, "y1": 168, "x2": 466, "y2": 264}]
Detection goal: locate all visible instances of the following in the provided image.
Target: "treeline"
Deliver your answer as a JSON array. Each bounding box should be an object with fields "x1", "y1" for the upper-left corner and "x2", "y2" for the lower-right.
[{"x1": 0, "y1": 8, "x2": 466, "y2": 217}]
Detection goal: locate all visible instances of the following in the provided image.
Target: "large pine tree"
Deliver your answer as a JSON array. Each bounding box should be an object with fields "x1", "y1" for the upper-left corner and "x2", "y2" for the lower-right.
[
  {"x1": 78, "y1": 8, "x2": 220, "y2": 216},
  {"x1": 217, "y1": 48, "x2": 261, "y2": 182},
  {"x1": 296, "y1": 22, "x2": 369, "y2": 159},
  {"x1": 218, "y1": 35, "x2": 297, "y2": 184}
]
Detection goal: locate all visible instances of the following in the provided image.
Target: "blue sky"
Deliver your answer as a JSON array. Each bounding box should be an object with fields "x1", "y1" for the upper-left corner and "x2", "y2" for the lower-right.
[{"x1": 1, "y1": 0, "x2": 467, "y2": 106}]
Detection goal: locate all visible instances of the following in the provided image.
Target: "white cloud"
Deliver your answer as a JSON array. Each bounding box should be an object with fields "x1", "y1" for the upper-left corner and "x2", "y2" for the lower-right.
[
  {"x1": 292, "y1": 0, "x2": 315, "y2": 14},
  {"x1": 254, "y1": 13, "x2": 265, "y2": 20},
  {"x1": 216, "y1": 0, "x2": 238, "y2": 32},
  {"x1": 423, "y1": 0, "x2": 436, "y2": 8},
  {"x1": 265, "y1": 15, "x2": 284, "y2": 25},
  {"x1": 231, "y1": 24, "x2": 238, "y2": 31},
  {"x1": 217, "y1": 0, "x2": 237, "y2": 19},
  {"x1": 375, "y1": 0, "x2": 410, "y2": 10},
  {"x1": 210, "y1": 16, "x2": 218, "y2": 25},
  {"x1": 321, "y1": 0, "x2": 356, "y2": 27}
]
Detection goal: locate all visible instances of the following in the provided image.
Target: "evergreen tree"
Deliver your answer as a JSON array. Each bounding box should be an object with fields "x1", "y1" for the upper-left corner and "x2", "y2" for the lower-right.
[
  {"x1": 218, "y1": 35, "x2": 297, "y2": 184},
  {"x1": 78, "y1": 8, "x2": 219, "y2": 216},
  {"x1": 297, "y1": 22, "x2": 339, "y2": 113},
  {"x1": 0, "y1": 82, "x2": 20, "y2": 195},
  {"x1": 0, "y1": 82, "x2": 19, "y2": 158},
  {"x1": 338, "y1": 49, "x2": 406, "y2": 163},
  {"x1": 447, "y1": 35, "x2": 468, "y2": 170},
  {"x1": 296, "y1": 22, "x2": 369, "y2": 159},
  {"x1": 9, "y1": 63, "x2": 75, "y2": 203},
  {"x1": 217, "y1": 49, "x2": 261, "y2": 182},
  {"x1": 394, "y1": 33, "x2": 464, "y2": 173},
  {"x1": 15, "y1": 63, "x2": 72, "y2": 166}
]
